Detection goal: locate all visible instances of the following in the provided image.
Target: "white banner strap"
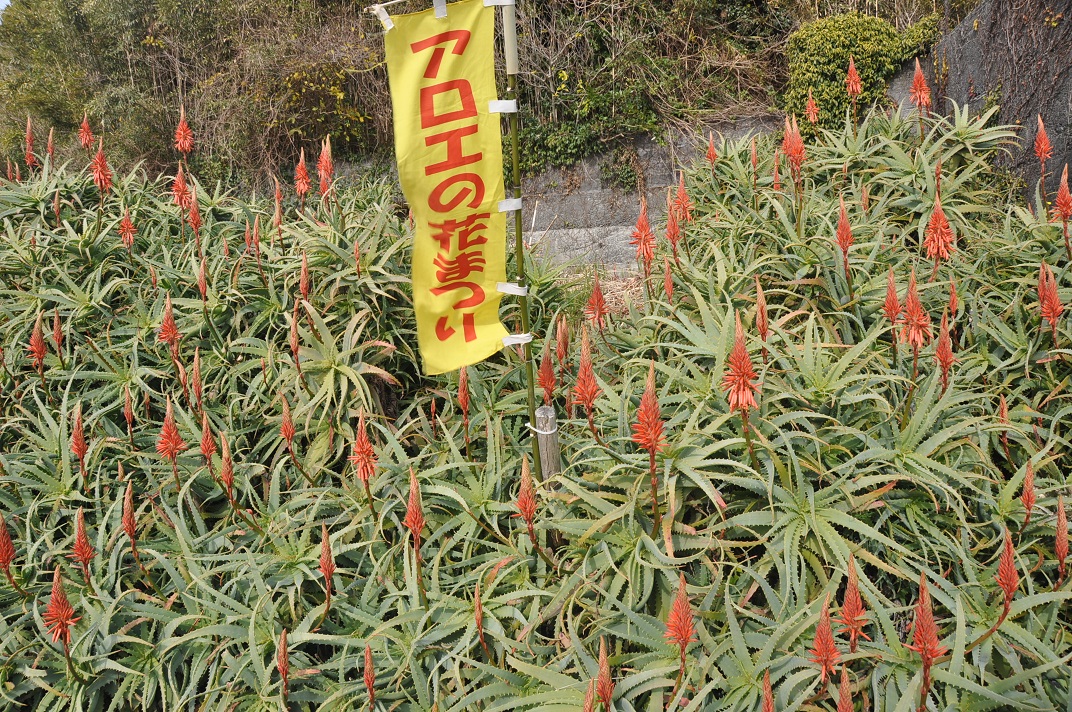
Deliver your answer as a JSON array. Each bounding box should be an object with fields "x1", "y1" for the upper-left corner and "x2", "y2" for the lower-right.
[
  {"x1": 502, "y1": 333, "x2": 533, "y2": 346},
  {"x1": 484, "y1": 0, "x2": 516, "y2": 5},
  {"x1": 434, "y1": 0, "x2": 447, "y2": 17},
  {"x1": 489, "y1": 100, "x2": 518, "y2": 114},
  {"x1": 528, "y1": 422, "x2": 558, "y2": 435},
  {"x1": 498, "y1": 197, "x2": 522, "y2": 213},
  {"x1": 497, "y1": 282, "x2": 528, "y2": 296},
  {"x1": 371, "y1": 5, "x2": 394, "y2": 29}
]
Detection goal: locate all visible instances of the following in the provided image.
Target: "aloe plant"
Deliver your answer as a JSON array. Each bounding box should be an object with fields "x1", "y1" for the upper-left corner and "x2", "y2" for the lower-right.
[{"x1": 0, "y1": 102, "x2": 1069, "y2": 711}]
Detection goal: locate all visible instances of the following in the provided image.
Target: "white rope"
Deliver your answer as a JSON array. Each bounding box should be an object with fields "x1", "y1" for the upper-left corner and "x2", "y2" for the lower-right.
[
  {"x1": 528, "y1": 422, "x2": 558, "y2": 436},
  {"x1": 483, "y1": 0, "x2": 515, "y2": 5}
]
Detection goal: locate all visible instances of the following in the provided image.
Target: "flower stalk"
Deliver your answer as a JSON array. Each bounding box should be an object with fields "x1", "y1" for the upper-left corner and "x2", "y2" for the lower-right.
[
  {"x1": 403, "y1": 468, "x2": 428, "y2": 607},
  {"x1": 632, "y1": 362, "x2": 666, "y2": 536}
]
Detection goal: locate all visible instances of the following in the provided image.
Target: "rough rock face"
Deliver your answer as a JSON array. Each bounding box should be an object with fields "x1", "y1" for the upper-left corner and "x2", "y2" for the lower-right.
[{"x1": 891, "y1": 0, "x2": 1072, "y2": 192}]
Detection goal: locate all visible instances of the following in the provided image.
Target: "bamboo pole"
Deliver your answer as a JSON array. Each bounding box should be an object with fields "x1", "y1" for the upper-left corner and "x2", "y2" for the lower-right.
[{"x1": 501, "y1": 4, "x2": 543, "y2": 482}]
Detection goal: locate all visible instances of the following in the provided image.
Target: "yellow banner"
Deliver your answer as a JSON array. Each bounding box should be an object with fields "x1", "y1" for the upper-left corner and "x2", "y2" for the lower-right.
[{"x1": 385, "y1": 0, "x2": 509, "y2": 375}]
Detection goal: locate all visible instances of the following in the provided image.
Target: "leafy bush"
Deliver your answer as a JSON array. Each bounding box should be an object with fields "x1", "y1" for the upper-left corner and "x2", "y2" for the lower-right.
[
  {"x1": 785, "y1": 12, "x2": 940, "y2": 133},
  {"x1": 516, "y1": 0, "x2": 787, "y2": 174},
  {"x1": 900, "y1": 12, "x2": 943, "y2": 57},
  {"x1": 0, "y1": 104, "x2": 1070, "y2": 710},
  {"x1": 0, "y1": 0, "x2": 387, "y2": 180}
]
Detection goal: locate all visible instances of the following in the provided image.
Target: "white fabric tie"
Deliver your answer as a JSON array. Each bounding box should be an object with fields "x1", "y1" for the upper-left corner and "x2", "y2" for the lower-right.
[
  {"x1": 497, "y1": 282, "x2": 528, "y2": 296},
  {"x1": 498, "y1": 197, "x2": 522, "y2": 213},
  {"x1": 371, "y1": 5, "x2": 394, "y2": 30},
  {"x1": 489, "y1": 100, "x2": 518, "y2": 114},
  {"x1": 502, "y1": 333, "x2": 533, "y2": 346}
]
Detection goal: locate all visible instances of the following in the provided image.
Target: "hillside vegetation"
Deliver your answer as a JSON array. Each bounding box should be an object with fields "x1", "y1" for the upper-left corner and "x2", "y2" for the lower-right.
[{"x1": 0, "y1": 0, "x2": 977, "y2": 184}]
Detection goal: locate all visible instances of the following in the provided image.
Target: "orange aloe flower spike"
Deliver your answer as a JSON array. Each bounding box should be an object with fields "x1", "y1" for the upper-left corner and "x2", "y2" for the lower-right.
[
  {"x1": 280, "y1": 395, "x2": 295, "y2": 447},
  {"x1": 24, "y1": 115, "x2": 37, "y2": 169},
  {"x1": 320, "y1": 523, "x2": 336, "y2": 598},
  {"x1": 317, "y1": 135, "x2": 334, "y2": 196},
  {"x1": 28, "y1": 312, "x2": 46, "y2": 370},
  {"x1": 910, "y1": 58, "x2": 932, "y2": 112},
  {"x1": 364, "y1": 644, "x2": 376, "y2": 706},
  {"x1": 905, "y1": 572, "x2": 948, "y2": 709},
  {"x1": 0, "y1": 513, "x2": 18, "y2": 590},
  {"x1": 674, "y1": 172, "x2": 693, "y2": 223},
  {"x1": 664, "y1": 572, "x2": 696, "y2": 665},
  {"x1": 573, "y1": 327, "x2": 602, "y2": 428},
  {"x1": 837, "y1": 554, "x2": 870, "y2": 653},
  {"x1": 630, "y1": 198, "x2": 655, "y2": 276},
  {"x1": 882, "y1": 268, "x2": 902, "y2": 325},
  {"x1": 631, "y1": 361, "x2": 666, "y2": 454},
  {"x1": 403, "y1": 468, "x2": 425, "y2": 551},
  {"x1": 1021, "y1": 461, "x2": 1036, "y2": 527},
  {"x1": 175, "y1": 105, "x2": 194, "y2": 156},
  {"x1": 1035, "y1": 115, "x2": 1053, "y2": 163},
  {"x1": 158, "y1": 294, "x2": 180, "y2": 350},
  {"x1": 43, "y1": 566, "x2": 81, "y2": 647},
  {"x1": 277, "y1": 629, "x2": 289, "y2": 700},
  {"x1": 200, "y1": 411, "x2": 216, "y2": 462},
  {"x1": 923, "y1": 196, "x2": 955, "y2": 267},
  {"x1": 845, "y1": 56, "x2": 862, "y2": 98},
  {"x1": 762, "y1": 669, "x2": 774, "y2": 712},
  {"x1": 836, "y1": 666, "x2": 853, "y2": 712},
  {"x1": 585, "y1": 271, "x2": 609, "y2": 330},
  {"x1": 805, "y1": 87, "x2": 819, "y2": 124},
  {"x1": 935, "y1": 312, "x2": 957, "y2": 392},
  {"x1": 996, "y1": 529, "x2": 1019, "y2": 614},
  {"x1": 537, "y1": 341, "x2": 556, "y2": 405},
  {"x1": 90, "y1": 139, "x2": 112, "y2": 194},
  {"x1": 349, "y1": 412, "x2": 377, "y2": 484},
  {"x1": 723, "y1": 311, "x2": 759, "y2": 413},
  {"x1": 69, "y1": 507, "x2": 95, "y2": 580},
  {"x1": 663, "y1": 256, "x2": 674, "y2": 302},
  {"x1": 597, "y1": 636, "x2": 614, "y2": 709},
  {"x1": 295, "y1": 148, "x2": 311, "y2": 197},
  {"x1": 1055, "y1": 495, "x2": 1067, "y2": 585},
  {"x1": 809, "y1": 594, "x2": 840, "y2": 684},
  {"x1": 515, "y1": 456, "x2": 537, "y2": 539},
  {"x1": 156, "y1": 397, "x2": 187, "y2": 462},
  {"x1": 78, "y1": 112, "x2": 94, "y2": 151},
  {"x1": 71, "y1": 403, "x2": 88, "y2": 476}
]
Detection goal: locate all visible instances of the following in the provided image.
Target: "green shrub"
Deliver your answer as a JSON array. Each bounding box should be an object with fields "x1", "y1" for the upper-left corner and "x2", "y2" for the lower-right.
[
  {"x1": 786, "y1": 12, "x2": 932, "y2": 133},
  {"x1": 900, "y1": 12, "x2": 943, "y2": 57}
]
